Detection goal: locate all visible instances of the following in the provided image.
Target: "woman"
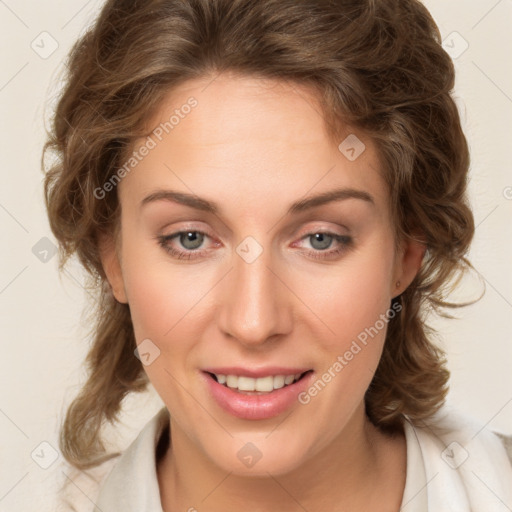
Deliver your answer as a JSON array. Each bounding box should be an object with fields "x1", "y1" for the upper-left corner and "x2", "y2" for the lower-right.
[{"x1": 43, "y1": 0, "x2": 512, "y2": 510}]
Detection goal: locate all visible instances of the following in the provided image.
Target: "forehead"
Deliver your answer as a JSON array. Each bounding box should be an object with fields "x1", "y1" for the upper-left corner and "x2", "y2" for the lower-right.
[
  {"x1": 120, "y1": 73, "x2": 389, "y2": 218},
  {"x1": 145, "y1": 73, "x2": 350, "y2": 154}
]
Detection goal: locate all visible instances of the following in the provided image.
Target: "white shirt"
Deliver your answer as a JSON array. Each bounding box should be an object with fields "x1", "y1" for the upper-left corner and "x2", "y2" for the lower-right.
[{"x1": 57, "y1": 405, "x2": 512, "y2": 511}]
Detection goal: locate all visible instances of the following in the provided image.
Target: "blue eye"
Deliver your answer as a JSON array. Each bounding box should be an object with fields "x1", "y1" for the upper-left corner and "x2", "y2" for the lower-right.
[
  {"x1": 174, "y1": 231, "x2": 205, "y2": 251},
  {"x1": 157, "y1": 230, "x2": 210, "y2": 260},
  {"x1": 299, "y1": 232, "x2": 353, "y2": 260},
  {"x1": 157, "y1": 230, "x2": 353, "y2": 261}
]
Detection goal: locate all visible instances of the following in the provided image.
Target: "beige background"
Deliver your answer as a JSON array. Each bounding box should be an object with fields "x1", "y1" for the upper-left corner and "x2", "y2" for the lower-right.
[{"x1": 1, "y1": 0, "x2": 511, "y2": 510}]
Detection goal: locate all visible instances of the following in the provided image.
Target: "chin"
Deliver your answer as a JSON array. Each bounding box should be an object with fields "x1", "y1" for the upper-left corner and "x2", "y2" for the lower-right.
[{"x1": 205, "y1": 433, "x2": 313, "y2": 478}]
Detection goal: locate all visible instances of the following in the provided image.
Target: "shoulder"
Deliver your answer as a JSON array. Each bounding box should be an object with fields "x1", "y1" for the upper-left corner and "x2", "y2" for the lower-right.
[
  {"x1": 402, "y1": 404, "x2": 512, "y2": 510},
  {"x1": 55, "y1": 407, "x2": 170, "y2": 512},
  {"x1": 409, "y1": 401, "x2": 508, "y2": 434},
  {"x1": 407, "y1": 403, "x2": 512, "y2": 464},
  {"x1": 55, "y1": 457, "x2": 119, "y2": 512},
  {"x1": 94, "y1": 407, "x2": 169, "y2": 511},
  {"x1": 404, "y1": 403, "x2": 512, "y2": 501}
]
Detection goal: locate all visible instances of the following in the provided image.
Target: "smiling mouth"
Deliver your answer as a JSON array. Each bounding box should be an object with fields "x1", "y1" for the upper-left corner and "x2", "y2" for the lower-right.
[{"x1": 205, "y1": 370, "x2": 313, "y2": 394}]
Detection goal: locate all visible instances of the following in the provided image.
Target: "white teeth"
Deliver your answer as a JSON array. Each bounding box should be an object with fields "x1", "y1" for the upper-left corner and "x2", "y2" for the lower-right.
[
  {"x1": 237, "y1": 376, "x2": 255, "y2": 391},
  {"x1": 226, "y1": 375, "x2": 238, "y2": 388},
  {"x1": 273, "y1": 375, "x2": 285, "y2": 389},
  {"x1": 255, "y1": 376, "x2": 274, "y2": 392},
  {"x1": 214, "y1": 372, "x2": 304, "y2": 392},
  {"x1": 284, "y1": 375, "x2": 295, "y2": 385}
]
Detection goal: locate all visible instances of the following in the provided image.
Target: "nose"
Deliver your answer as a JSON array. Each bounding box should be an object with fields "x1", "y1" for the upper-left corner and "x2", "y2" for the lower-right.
[{"x1": 217, "y1": 242, "x2": 293, "y2": 348}]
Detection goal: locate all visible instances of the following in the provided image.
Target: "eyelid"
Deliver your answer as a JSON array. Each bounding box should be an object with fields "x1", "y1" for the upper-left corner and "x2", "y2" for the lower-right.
[
  {"x1": 296, "y1": 223, "x2": 350, "y2": 237},
  {"x1": 159, "y1": 223, "x2": 348, "y2": 246},
  {"x1": 159, "y1": 223, "x2": 216, "y2": 240},
  {"x1": 158, "y1": 225, "x2": 353, "y2": 263}
]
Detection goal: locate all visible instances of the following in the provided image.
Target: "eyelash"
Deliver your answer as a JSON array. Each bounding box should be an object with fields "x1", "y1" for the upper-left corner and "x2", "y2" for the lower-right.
[{"x1": 157, "y1": 229, "x2": 353, "y2": 261}]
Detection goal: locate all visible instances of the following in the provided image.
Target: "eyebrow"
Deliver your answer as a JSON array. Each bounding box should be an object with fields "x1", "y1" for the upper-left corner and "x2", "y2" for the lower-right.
[{"x1": 140, "y1": 187, "x2": 375, "y2": 215}]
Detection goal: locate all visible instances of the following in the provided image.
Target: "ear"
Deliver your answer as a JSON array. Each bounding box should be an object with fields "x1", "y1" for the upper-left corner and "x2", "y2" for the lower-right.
[
  {"x1": 98, "y1": 233, "x2": 128, "y2": 304},
  {"x1": 392, "y1": 233, "x2": 426, "y2": 297}
]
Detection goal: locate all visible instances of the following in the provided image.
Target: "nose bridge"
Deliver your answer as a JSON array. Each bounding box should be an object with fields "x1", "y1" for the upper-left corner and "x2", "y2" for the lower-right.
[{"x1": 217, "y1": 237, "x2": 291, "y2": 346}]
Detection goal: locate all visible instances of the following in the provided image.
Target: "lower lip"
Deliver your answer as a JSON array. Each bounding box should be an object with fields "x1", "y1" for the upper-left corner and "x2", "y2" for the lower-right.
[{"x1": 201, "y1": 371, "x2": 315, "y2": 420}]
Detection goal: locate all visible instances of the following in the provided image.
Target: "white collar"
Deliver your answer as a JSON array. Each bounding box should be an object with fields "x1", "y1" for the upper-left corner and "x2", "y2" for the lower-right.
[
  {"x1": 94, "y1": 407, "x2": 168, "y2": 512},
  {"x1": 93, "y1": 405, "x2": 512, "y2": 511},
  {"x1": 400, "y1": 416, "x2": 428, "y2": 511},
  {"x1": 402, "y1": 403, "x2": 512, "y2": 510}
]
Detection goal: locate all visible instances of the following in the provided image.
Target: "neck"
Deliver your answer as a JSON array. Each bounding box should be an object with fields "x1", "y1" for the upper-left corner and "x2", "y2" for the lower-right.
[{"x1": 157, "y1": 403, "x2": 406, "y2": 511}]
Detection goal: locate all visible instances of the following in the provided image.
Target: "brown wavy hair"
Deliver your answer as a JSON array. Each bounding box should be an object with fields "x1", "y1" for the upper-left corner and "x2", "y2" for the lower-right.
[{"x1": 43, "y1": 0, "x2": 476, "y2": 470}]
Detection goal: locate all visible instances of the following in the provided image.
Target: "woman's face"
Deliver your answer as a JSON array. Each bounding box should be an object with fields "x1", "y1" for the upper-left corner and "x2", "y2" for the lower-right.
[{"x1": 103, "y1": 73, "x2": 422, "y2": 477}]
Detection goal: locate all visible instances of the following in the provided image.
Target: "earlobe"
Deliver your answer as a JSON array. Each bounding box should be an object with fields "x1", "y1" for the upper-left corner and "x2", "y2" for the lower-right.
[
  {"x1": 393, "y1": 235, "x2": 427, "y2": 297},
  {"x1": 98, "y1": 233, "x2": 128, "y2": 304}
]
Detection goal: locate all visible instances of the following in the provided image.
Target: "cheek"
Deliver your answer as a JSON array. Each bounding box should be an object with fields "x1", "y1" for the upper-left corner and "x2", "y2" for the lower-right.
[
  {"x1": 294, "y1": 238, "x2": 396, "y2": 407},
  {"x1": 121, "y1": 252, "x2": 209, "y2": 420},
  {"x1": 296, "y1": 238, "x2": 396, "y2": 353},
  {"x1": 118, "y1": 236, "x2": 194, "y2": 384},
  {"x1": 295, "y1": 262, "x2": 396, "y2": 440},
  {"x1": 120, "y1": 228, "x2": 208, "y2": 341},
  {"x1": 123, "y1": 267, "x2": 179, "y2": 342}
]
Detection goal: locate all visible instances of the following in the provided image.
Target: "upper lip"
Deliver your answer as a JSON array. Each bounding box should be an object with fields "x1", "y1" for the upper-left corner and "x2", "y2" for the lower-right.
[{"x1": 202, "y1": 367, "x2": 312, "y2": 378}]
